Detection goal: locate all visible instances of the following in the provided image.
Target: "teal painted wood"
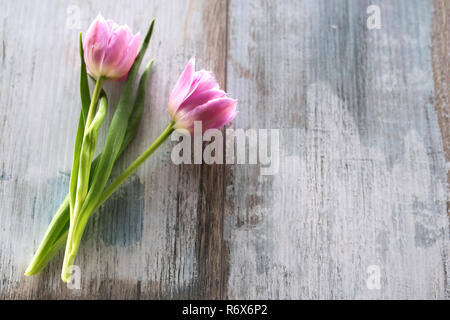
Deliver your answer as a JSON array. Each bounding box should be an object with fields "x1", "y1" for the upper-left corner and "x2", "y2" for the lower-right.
[{"x1": 0, "y1": 0, "x2": 448, "y2": 299}]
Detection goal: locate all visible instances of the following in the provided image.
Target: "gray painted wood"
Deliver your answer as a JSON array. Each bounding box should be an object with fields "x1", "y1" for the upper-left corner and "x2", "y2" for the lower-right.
[
  {"x1": 224, "y1": 0, "x2": 449, "y2": 299},
  {"x1": 0, "y1": 0, "x2": 448, "y2": 299}
]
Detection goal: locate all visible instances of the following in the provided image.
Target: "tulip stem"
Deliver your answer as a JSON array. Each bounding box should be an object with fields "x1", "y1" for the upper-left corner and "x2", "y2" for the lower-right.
[
  {"x1": 95, "y1": 121, "x2": 175, "y2": 210},
  {"x1": 85, "y1": 76, "x2": 105, "y2": 129},
  {"x1": 60, "y1": 121, "x2": 174, "y2": 282},
  {"x1": 69, "y1": 76, "x2": 104, "y2": 222},
  {"x1": 62, "y1": 94, "x2": 108, "y2": 282}
]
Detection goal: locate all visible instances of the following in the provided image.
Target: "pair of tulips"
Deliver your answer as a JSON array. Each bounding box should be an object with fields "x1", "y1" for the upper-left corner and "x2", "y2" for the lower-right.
[{"x1": 25, "y1": 15, "x2": 237, "y2": 282}]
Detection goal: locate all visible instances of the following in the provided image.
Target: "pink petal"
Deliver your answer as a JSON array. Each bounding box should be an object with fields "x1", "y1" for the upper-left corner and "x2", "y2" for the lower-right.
[
  {"x1": 207, "y1": 109, "x2": 238, "y2": 131},
  {"x1": 182, "y1": 70, "x2": 218, "y2": 103},
  {"x1": 100, "y1": 26, "x2": 130, "y2": 74},
  {"x1": 83, "y1": 14, "x2": 110, "y2": 78},
  {"x1": 175, "y1": 88, "x2": 226, "y2": 119},
  {"x1": 174, "y1": 97, "x2": 237, "y2": 134},
  {"x1": 172, "y1": 70, "x2": 221, "y2": 118},
  {"x1": 193, "y1": 70, "x2": 220, "y2": 92},
  {"x1": 107, "y1": 32, "x2": 140, "y2": 80},
  {"x1": 106, "y1": 19, "x2": 119, "y2": 31},
  {"x1": 168, "y1": 57, "x2": 195, "y2": 117}
]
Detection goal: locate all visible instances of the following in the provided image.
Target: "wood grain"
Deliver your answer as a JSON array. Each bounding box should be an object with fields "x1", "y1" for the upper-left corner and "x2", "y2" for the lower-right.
[
  {"x1": 224, "y1": 0, "x2": 449, "y2": 299},
  {"x1": 432, "y1": 0, "x2": 449, "y2": 215},
  {"x1": 0, "y1": 0, "x2": 448, "y2": 299}
]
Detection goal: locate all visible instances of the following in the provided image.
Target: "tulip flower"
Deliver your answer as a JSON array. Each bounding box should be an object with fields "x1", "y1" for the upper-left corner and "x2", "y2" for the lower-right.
[
  {"x1": 168, "y1": 57, "x2": 237, "y2": 134},
  {"x1": 84, "y1": 14, "x2": 141, "y2": 81}
]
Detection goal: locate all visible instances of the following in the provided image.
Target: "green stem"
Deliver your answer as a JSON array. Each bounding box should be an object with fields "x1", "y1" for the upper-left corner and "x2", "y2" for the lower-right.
[
  {"x1": 61, "y1": 212, "x2": 90, "y2": 282},
  {"x1": 73, "y1": 95, "x2": 108, "y2": 217},
  {"x1": 69, "y1": 76, "x2": 104, "y2": 222},
  {"x1": 84, "y1": 76, "x2": 104, "y2": 130},
  {"x1": 95, "y1": 121, "x2": 175, "y2": 210},
  {"x1": 60, "y1": 121, "x2": 174, "y2": 282},
  {"x1": 62, "y1": 94, "x2": 107, "y2": 283}
]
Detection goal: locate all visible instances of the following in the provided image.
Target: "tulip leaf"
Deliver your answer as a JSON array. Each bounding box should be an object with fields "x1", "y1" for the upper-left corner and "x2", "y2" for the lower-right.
[
  {"x1": 74, "y1": 93, "x2": 108, "y2": 210},
  {"x1": 79, "y1": 34, "x2": 91, "y2": 123},
  {"x1": 24, "y1": 196, "x2": 70, "y2": 275},
  {"x1": 120, "y1": 59, "x2": 154, "y2": 155},
  {"x1": 68, "y1": 34, "x2": 91, "y2": 220}
]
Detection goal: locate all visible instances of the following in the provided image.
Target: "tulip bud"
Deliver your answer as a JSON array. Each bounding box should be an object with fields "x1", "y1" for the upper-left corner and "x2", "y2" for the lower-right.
[
  {"x1": 169, "y1": 57, "x2": 237, "y2": 134},
  {"x1": 83, "y1": 14, "x2": 141, "y2": 81}
]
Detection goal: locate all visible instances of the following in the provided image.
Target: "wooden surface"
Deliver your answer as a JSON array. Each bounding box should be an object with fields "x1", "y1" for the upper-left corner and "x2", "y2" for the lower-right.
[{"x1": 0, "y1": 0, "x2": 448, "y2": 299}]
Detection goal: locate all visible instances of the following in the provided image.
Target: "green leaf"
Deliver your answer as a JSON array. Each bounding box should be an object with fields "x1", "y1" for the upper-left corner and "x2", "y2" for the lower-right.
[
  {"x1": 120, "y1": 59, "x2": 155, "y2": 155},
  {"x1": 26, "y1": 95, "x2": 108, "y2": 277},
  {"x1": 24, "y1": 196, "x2": 70, "y2": 275},
  {"x1": 68, "y1": 34, "x2": 91, "y2": 220},
  {"x1": 79, "y1": 34, "x2": 91, "y2": 123},
  {"x1": 62, "y1": 93, "x2": 108, "y2": 282},
  {"x1": 74, "y1": 93, "x2": 108, "y2": 209}
]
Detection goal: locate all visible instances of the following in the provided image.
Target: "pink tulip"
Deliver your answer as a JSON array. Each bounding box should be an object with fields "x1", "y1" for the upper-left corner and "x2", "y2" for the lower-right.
[
  {"x1": 169, "y1": 57, "x2": 237, "y2": 134},
  {"x1": 83, "y1": 14, "x2": 141, "y2": 81}
]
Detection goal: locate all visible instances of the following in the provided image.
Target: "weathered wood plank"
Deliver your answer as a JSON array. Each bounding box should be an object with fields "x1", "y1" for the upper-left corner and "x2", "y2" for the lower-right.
[
  {"x1": 224, "y1": 0, "x2": 449, "y2": 299},
  {"x1": 0, "y1": 0, "x2": 226, "y2": 299},
  {"x1": 191, "y1": 0, "x2": 228, "y2": 300},
  {"x1": 431, "y1": 0, "x2": 449, "y2": 215}
]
